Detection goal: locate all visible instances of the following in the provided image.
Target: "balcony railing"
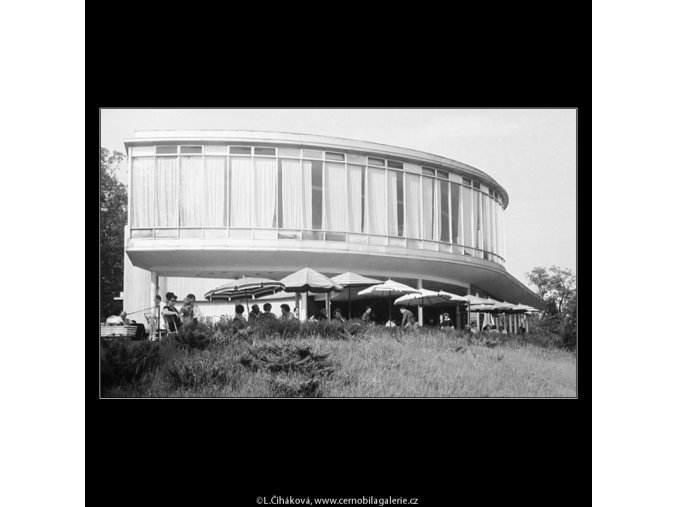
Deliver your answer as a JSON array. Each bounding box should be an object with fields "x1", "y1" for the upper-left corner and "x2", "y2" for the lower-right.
[{"x1": 129, "y1": 226, "x2": 506, "y2": 266}]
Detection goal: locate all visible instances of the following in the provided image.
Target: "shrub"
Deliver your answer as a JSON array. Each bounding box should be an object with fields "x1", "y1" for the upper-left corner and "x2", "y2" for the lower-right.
[
  {"x1": 175, "y1": 321, "x2": 213, "y2": 350},
  {"x1": 101, "y1": 339, "x2": 162, "y2": 389},
  {"x1": 166, "y1": 354, "x2": 236, "y2": 390}
]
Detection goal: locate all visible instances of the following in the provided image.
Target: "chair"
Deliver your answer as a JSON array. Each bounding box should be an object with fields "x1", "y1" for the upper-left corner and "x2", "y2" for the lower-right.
[
  {"x1": 144, "y1": 312, "x2": 164, "y2": 341},
  {"x1": 163, "y1": 314, "x2": 180, "y2": 335}
]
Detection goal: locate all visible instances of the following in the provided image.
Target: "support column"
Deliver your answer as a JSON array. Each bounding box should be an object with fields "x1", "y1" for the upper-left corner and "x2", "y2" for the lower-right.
[
  {"x1": 301, "y1": 293, "x2": 308, "y2": 322},
  {"x1": 150, "y1": 271, "x2": 159, "y2": 338},
  {"x1": 525, "y1": 314, "x2": 529, "y2": 333},
  {"x1": 455, "y1": 304, "x2": 461, "y2": 330},
  {"x1": 325, "y1": 293, "x2": 331, "y2": 321},
  {"x1": 295, "y1": 293, "x2": 300, "y2": 319},
  {"x1": 417, "y1": 279, "x2": 423, "y2": 326}
]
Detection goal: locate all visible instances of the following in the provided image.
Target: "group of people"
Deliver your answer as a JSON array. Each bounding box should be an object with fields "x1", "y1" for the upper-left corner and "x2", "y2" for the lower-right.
[{"x1": 110, "y1": 291, "x2": 525, "y2": 338}]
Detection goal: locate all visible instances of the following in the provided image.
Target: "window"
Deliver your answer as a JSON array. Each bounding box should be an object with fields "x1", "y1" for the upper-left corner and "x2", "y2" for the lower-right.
[
  {"x1": 421, "y1": 176, "x2": 436, "y2": 240},
  {"x1": 156, "y1": 146, "x2": 177, "y2": 154},
  {"x1": 311, "y1": 160, "x2": 323, "y2": 230},
  {"x1": 347, "y1": 153, "x2": 366, "y2": 164},
  {"x1": 437, "y1": 170, "x2": 449, "y2": 179},
  {"x1": 472, "y1": 180, "x2": 481, "y2": 190},
  {"x1": 405, "y1": 173, "x2": 420, "y2": 238},
  {"x1": 387, "y1": 160, "x2": 403, "y2": 169},
  {"x1": 450, "y1": 183, "x2": 461, "y2": 244},
  {"x1": 366, "y1": 167, "x2": 387, "y2": 235},
  {"x1": 179, "y1": 156, "x2": 203, "y2": 226},
  {"x1": 180, "y1": 146, "x2": 202, "y2": 154},
  {"x1": 462, "y1": 185, "x2": 473, "y2": 251},
  {"x1": 254, "y1": 147, "x2": 276, "y2": 156},
  {"x1": 325, "y1": 162, "x2": 348, "y2": 231},
  {"x1": 302, "y1": 149, "x2": 322, "y2": 159},
  {"x1": 422, "y1": 167, "x2": 435, "y2": 176},
  {"x1": 462, "y1": 177, "x2": 472, "y2": 186},
  {"x1": 156, "y1": 156, "x2": 179, "y2": 226},
  {"x1": 229, "y1": 157, "x2": 253, "y2": 227},
  {"x1": 204, "y1": 145, "x2": 228, "y2": 155},
  {"x1": 325, "y1": 152, "x2": 345, "y2": 161},
  {"x1": 253, "y1": 157, "x2": 277, "y2": 228},
  {"x1": 367, "y1": 157, "x2": 385, "y2": 167},
  {"x1": 347, "y1": 164, "x2": 363, "y2": 233},
  {"x1": 279, "y1": 158, "x2": 312, "y2": 229},
  {"x1": 204, "y1": 157, "x2": 226, "y2": 226},
  {"x1": 278, "y1": 147, "x2": 300, "y2": 157},
  {"x1": 387, "y1": 170, "x2": 404, "y2": 237},
  {"x1": 230, "y1": 146, "x2": 251, "y2": 155},
  {"x1": 131, "y1": 157, "x2": 154, "y2": 227},
  {"x1": 440, "y1": 181, "x2": 450, "y2": 242}
]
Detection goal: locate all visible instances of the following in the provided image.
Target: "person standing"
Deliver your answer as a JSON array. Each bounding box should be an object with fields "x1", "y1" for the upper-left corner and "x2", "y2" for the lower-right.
[
  {"x1": 399, "y1": 307, "x2": 414, "y2": 327},
  {"x1": 184, "y1": 294, "x2": 203, "y2": 324}
]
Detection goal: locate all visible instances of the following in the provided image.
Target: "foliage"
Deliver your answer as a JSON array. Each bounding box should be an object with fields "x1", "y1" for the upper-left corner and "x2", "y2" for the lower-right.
[
  {"x1": 101, "y1": 339, "x2": 162, "y2": 389},
  {"x1": 166, "y1": 353, "x2": 236, "y2": 390},
  {"x1": 100, "y1": 147, "x2": 127, "y2": 319},
  {"x1": 525, "y1": 265, "x2": 577, "y2": 350},
  {"x1": 175, "y1": 321, "x2": 213, "y2": 350},
  {"x1": 525, "y1": 265, "x2": 576, "y2": 315}
]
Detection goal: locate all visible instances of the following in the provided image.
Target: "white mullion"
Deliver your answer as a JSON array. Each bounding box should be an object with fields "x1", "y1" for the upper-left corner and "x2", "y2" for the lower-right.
[
  {"x1": 201, "y1": 148, "x2": 205, "y2": 237},
  {"x1": 345, "y1": 161, "x2": 349, "y2": 236},
  {"x1": 176, "y1": 153, "x2": 180, "y2": 229},
  {"x1": 402, "y1": 171, "x2": 408, "y2": 239},
  {"x1": 459, "y1": 185, "x2": 464, "y2": 253},
  {"x1": 385, "y1": 167, "x2": 389, "y2": 239},
  {"x1": 126, "y1": 147, "x2": 132, "y2": 231},
  {"x1": 419, "y1": 174, "x2": 423, "y2": 242},
  {"x1": 251, "y1": 151, "x2": 255, "y2": 236},
  {"x1": 226, "y1": 155, "x2": 230, "y2": 230}
]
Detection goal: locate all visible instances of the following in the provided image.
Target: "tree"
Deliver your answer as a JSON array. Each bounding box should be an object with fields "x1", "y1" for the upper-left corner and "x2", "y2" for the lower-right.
[
  {"x1": 525, "y1": 265, "x2": 576, "y2": 315},
  {"x1": 100, "y1": 147, "x2": 127, "y2": 319},
  {"x1": 526, "y1": 265, "x2": 577, "y2": 349}
]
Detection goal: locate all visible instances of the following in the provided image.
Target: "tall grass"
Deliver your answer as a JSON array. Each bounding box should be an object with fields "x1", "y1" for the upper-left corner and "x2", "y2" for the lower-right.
[{"x1": 101, "y1": 320, "x2": 575, "y2": 398}]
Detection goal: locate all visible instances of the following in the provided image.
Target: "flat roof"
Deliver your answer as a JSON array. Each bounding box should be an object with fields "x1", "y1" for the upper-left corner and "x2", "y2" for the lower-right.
[{"x1": 123, "y1": 130, "x2": 510, "y2": 207}]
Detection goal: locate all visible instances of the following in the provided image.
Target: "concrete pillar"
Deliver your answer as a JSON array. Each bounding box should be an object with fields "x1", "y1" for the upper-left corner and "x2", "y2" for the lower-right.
[
  {"x1": 295, "y1": 293, "x2": 300, "y2": 319},
  {"x1": 325, "y1": 293, "x2": 331, "y2": 321},
  {"x1": 525, "y1": 314, "x2": 529, "y2": 333},
  {"x1": 301, "y1": 292, "x2": 308, "y2": 322},
  {"x1": 417, "y1": 279, "x2": 423, "y2": 326},
  {"x1": 150, "y1": 271, "x2": 158, "y2": 311}
]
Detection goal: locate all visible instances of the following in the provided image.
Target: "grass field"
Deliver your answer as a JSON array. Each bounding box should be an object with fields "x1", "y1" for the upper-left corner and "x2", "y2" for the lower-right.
[{"x1": 101, "y1": 321, "x2": 575, "y2": 398}]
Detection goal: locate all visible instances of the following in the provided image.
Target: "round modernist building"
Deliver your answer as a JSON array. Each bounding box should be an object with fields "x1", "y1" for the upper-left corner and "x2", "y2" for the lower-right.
[{"x1": 122, "y1": 130, "x2": 544, "y2": 323}]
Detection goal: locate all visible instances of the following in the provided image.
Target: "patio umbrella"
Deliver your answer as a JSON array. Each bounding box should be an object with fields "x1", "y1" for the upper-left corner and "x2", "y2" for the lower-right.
[
  {"x1": 395, "y1": 289, "x2": 461, "y2": 307},
  {"x1": 280, "y1": 267, "x2": 344, "y2": 321},
  {"x1": 204, "y1": 276, "x2": 285, "y2": 313},
  {"x1": 358, "y1": 279, "x2": 418, "y2": 322},
  {"x1": 330, "y1": 272, "x2": 381, "y2": 320}
]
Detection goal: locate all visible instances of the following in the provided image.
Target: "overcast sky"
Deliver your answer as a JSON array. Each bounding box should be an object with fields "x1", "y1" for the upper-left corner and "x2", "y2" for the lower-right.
[{"x1": 100, "y1": 108, "x2": 576, "y2": 288}]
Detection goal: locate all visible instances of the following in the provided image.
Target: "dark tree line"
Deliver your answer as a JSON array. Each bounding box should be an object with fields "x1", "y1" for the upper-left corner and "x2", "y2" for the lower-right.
[
  {"x1": 100, "y1": 147, "x2": 127, "y2": 319},
  {"x1": 526, "y1": 265, "x2": 577, "y2": 349}
]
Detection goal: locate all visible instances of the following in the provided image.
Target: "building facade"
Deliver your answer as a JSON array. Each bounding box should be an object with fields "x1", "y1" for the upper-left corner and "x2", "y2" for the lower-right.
[{"x1": 122, "y1": 130, "x2": 543, "y2": 322}]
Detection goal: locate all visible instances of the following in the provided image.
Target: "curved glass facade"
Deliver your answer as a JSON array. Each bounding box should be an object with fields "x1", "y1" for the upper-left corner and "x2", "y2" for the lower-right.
[{"x1": 129, "y1": 143, "x2": 507, "y2": 265}]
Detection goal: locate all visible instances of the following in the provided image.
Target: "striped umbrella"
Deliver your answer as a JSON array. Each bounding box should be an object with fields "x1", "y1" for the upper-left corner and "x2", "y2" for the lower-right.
[
  {"x1": 280, "y1": 268, "x2": 344, "y2": 321},
  {"x1": 204, "y1": 277, "x2": 286, "y2": 313},
  {"x1": 358, "y1": 279, "x2": 418, "y2": 322},
  {"x1": 330, "y1": 272, "x2": 381, "y2": 320}
]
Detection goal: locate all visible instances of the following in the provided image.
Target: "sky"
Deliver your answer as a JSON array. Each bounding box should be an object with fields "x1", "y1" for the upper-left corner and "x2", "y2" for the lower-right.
[{"x1": 100, "y1": 108, "x2": 576, "y2": 288}]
